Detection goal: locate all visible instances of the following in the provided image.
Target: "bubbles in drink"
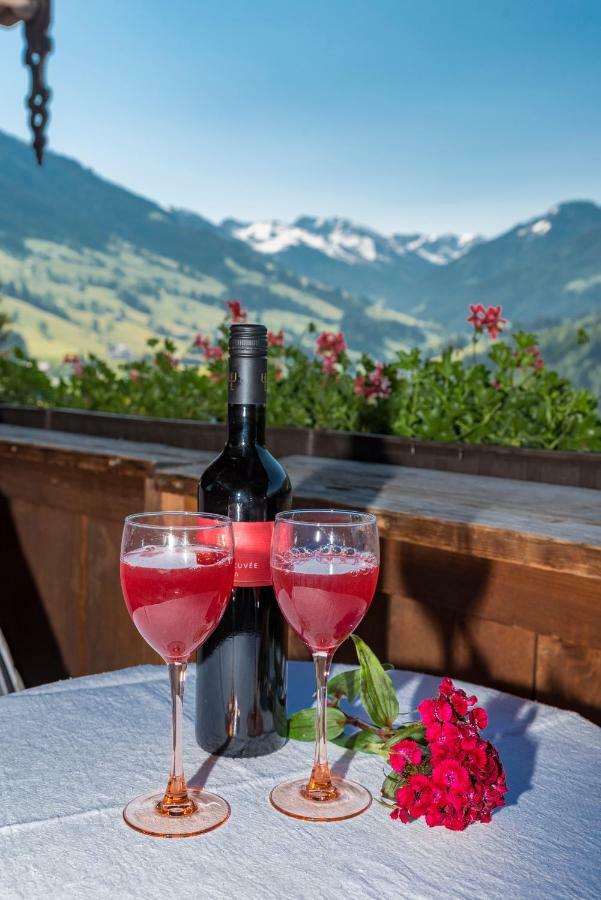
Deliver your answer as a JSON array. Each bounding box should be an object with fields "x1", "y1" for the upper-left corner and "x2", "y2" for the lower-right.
[
  {"x1": 120, "y1": 544, "x2": 234, "y2": 661},
  {"x1": 271, "y1": 548, "x2": 379, "y2": 653},
  {"x1": 125, "y1": 544, "x2": 232, "y2": 570}
]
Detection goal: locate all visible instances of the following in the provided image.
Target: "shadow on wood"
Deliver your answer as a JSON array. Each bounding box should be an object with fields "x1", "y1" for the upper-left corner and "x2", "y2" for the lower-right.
[{"x1": 397, "y1": 543, "x2": 493, "y2": 685}]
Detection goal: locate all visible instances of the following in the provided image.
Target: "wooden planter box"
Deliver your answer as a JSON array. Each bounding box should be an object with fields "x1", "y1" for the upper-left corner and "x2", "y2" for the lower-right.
[{"x1": 1, "y1": 404, "x2": 600, "y2": 488}]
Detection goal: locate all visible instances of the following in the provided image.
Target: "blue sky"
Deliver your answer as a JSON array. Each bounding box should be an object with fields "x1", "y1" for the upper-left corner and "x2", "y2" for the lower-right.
[{"x1": 1, "y1": 0, "x2": 601, "y2": 236}]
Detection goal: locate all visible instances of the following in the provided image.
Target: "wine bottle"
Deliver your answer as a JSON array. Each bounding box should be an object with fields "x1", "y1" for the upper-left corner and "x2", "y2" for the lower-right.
[{"x1": 195, "y1": 323, "x2": 291, "y2": 757}]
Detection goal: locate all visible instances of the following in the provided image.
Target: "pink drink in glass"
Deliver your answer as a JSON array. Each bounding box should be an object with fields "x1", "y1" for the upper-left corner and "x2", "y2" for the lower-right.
[
  {"x1": 121, "y1": 545, "x2": 234, "y2": 662},
  {"x1": 271, "y1": 549, "x2": 379, "y2": 653}
]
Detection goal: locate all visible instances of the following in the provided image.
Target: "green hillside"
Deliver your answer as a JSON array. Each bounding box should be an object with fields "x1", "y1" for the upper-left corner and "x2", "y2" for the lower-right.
[
  {"x1": 417, "y1": 201, "x2": 601, "y2": 329},
  {"x1": 537, "y1": 312, "x2": 601, "y2": 400},
  {"x1": 0, "y1": 131, "x2": 436, "y2": 362}
]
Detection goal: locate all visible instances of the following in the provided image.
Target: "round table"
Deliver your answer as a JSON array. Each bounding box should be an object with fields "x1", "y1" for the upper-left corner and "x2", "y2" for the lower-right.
[{"x1": 0, "y1": 663, "x2": 599, "y2": 899}]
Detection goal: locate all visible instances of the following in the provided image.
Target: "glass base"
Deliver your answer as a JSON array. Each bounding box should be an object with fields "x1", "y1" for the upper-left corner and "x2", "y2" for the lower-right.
[
  {"x1": 123, "y1": 788, "x2": 230, "y2": 837},
  {"x1": 269, "y1": 776, "x2": 372, "y2": 822}
]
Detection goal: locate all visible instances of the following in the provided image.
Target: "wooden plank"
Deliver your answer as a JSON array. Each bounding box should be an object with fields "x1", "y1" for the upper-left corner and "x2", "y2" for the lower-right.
[
  {"x1": 283, "y1": 454, "x2": 601, "y2": 532},
  {"x1": 47, "y1": 408, "x2": 226, "y2": 452},
  {"x1": 387, "y1": 594, "x2": 537, "y2": 697},
  {"x1": 309, "y1": 429, "x2": 601, "y2": 489},
  {"x1": 3, "y1": 405, "x2": 599, "y2": 488},
  {"x1": 382, "y1": 541, "x2": 601, "y2": 648},
  {"x1": 280, "y1": 455, "x2": 601, "y2": 578},
  {"x1": 0, "y1": 424, "x2": 200, "y2": 475},
  {"x1": 536, "y1": 635, "x2": 601, "y2": 724},
  {"x1": 158, "y1": 492, "x2": 194, "y2": 512},
  {"x1": 85, "y1": 518, "x2": 157, "y2": 673},
  {"x1": 142, "y1": 476, "x2": 162, "y2": 513},
  {"x1": 153, "y1": 460, "x2": 213, "y2": 494},
  {"x1": 0, "y1": 459, "x2": 145, "y2": 522}
]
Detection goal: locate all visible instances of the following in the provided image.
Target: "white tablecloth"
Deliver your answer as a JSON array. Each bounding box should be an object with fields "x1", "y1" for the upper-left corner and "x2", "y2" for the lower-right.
[{"x1": 0, "y1": 663, "x2": 599, "y2": 900}]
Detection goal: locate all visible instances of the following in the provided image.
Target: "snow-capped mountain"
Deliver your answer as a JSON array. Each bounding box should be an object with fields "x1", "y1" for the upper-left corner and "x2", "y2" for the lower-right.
[
  {"x1": 517, "y1": 217, "x2": 553, "y2": 238},
  {"x1": 389, "y1": 231, "x2": 481, "y2": 265},
  {"x1": 222, "y1": 217, "x2": 385, "y2": 263},
  {"x1": 221, "y1": 215, "x2": 482, "y2": 310},
  {"x1": 222, "y1": 215, "x2": 481, "y2": 267}
]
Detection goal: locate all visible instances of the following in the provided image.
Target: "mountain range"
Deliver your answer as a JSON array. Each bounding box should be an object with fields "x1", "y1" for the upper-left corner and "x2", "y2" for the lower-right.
[
  {"x1": 0, "y1": 130, "x2": 434, "y2": 362},
  {"x1": 223, "y1": 203, "x2": 601, "y2": 330},
  {"x1": 0, "y1": 128, "x2": 599, "y2": 392}
]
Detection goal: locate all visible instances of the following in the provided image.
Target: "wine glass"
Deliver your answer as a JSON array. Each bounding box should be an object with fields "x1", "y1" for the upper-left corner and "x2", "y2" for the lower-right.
[
  {"x1": 120, "y1": 512, "x2": 234, "y2": 837},
  {"x1": 270, "y1": 509, "x2": 380, "y2": 821}
]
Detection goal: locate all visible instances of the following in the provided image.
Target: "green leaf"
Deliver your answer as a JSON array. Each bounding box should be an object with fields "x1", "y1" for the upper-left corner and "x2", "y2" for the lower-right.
[
  {"x1": 327, "y1": 663, "x2": 393, "y2": 702},
  {"x1": 287, "y1": 706, "x2": 346, "y2": 742},
  {"x1": 351, "y1": 635, "x2": 399, "y2": 728},
  {"x1": 331, "y1": 730, "x2": 388, "y2": 756},
  {"x1": 381, "y1": 771, "x2": 404, "y2": 802},
  {"x1": 382, "y1": 723, "x2": 426, "y2": 749}
]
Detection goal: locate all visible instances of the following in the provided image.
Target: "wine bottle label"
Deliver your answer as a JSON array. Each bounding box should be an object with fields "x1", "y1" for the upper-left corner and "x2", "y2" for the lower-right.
[{"x1": 232, "y1": 521, "x2": 274, "y2": 586}]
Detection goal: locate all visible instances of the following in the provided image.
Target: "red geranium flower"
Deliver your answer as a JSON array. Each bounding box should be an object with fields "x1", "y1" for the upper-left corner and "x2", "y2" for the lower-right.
[
  {"x1": 268, "y1": 329, "x2": 285, "y2": 348},
  {"x1": 315, "y1": 330, "x2": 346, "y2": 355},
  {"x1": 320, "y1": 353, "x2": 338, "y2": 375},
  {"x1": 226, "y1": 299, "x2": 247, "y2": 323},
  {"x1": 466, "y1": 303, "x2": 486, "y2": 331},
  {"x1": 466, "y1": 304, "x2": 507, "y2": 339},
  {"x1": 483, "y1": 305, "x2": 507, "y2": 340},
  {"x1": 194, "y1": 333, "x2": 224, "y2": 361},
  {"x1": 314, "y1": 330, "x2": 346, "y2": 375},
  {"x1": 354, "y1": 362, "x2": 392, "y2": 402}
]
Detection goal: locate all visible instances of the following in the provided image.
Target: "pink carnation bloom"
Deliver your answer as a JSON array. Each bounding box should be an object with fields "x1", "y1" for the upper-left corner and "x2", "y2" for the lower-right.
[
  {"x1": 389, "y1": 739, "x2": 422, "y2": 771},
  {"x1": 390, "y1": 676, "x2": 507, "y2": 831},
  {"x1": 469, "y1": 707, "x2": 488, "y2": 730}
]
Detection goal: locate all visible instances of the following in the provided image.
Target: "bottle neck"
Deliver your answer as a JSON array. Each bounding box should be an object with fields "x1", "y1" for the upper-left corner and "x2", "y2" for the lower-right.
[
  {"x1": 226, "y1": 352, "x2": 267, "y2": 448},
  {"x1": 226, "y1": 404, "x2": 266, "y2": 447}
]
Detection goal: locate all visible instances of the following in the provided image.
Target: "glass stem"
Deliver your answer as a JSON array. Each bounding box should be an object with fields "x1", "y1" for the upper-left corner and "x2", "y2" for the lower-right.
[
  {"x1": 160, "y1": 662, "x2": 196, "y2": 816},
  {"x1": 305, "y1": 652, "x2": 338, "y2": 801}
]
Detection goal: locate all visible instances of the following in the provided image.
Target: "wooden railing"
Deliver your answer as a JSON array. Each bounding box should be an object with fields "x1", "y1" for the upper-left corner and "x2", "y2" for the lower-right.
[
  {"x1": 2, "y1": 404, "x2": 600, "y2": 488},
  {"x1": 1, "y1": 422, "x2": 599, "y2": 722}
]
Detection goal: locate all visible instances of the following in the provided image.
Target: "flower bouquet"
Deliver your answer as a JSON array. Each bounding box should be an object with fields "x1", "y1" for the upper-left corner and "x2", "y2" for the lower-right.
[{"x1": 289, "y1": 636, "x2": 508, "y2": 831}]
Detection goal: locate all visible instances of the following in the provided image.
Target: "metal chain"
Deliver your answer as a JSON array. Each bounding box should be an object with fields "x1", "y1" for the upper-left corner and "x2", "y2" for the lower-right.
[{"x1": 23, "y1": 0, "x2": 52, "y2": 165}]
